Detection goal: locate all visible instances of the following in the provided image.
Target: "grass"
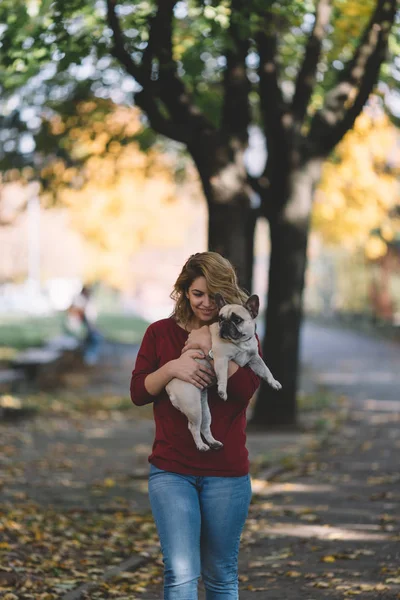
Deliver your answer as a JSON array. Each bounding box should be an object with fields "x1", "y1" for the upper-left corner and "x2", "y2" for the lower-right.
[
  {"x1": 0, "y1": 314, "x2": 64, "y2": 350},
  {"x1": 97, "y1": 312, "x2": 149, "y2": 344},
  {"x1": 297, "y1": 388, "x2": 337, "y2": 412},
  {"x1": 0, "y1": 312, "x2": 149, "y2": 351}
]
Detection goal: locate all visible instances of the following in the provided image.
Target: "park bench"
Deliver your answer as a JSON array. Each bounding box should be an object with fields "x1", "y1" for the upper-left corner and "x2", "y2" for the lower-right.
[
  {"x1": 10, "y1": 335, "x2": 83, "y2": 390},
  {"x1": 0, "y1": 335, "x2": 85, "y2": 420},
  {"x1": 0, "y1": 368, "x2": 25, "y2": 394},
  {"x1": 47, "y1": 335, "x2": 82, "y2": 352}
]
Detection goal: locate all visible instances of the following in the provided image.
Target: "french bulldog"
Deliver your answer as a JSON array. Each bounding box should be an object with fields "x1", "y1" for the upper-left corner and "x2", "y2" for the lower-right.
[{"x1": 166, "y1": 294, "x2": 282, "y2": 452}]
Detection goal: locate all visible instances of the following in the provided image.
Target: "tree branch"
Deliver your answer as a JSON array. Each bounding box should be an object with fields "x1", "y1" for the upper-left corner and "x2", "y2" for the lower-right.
[
  {"x1": 221, "y1": 0, "x2": 251, "y2": 145},
  {"x1": 106, "y1": 0, "x2": 206, "y2": 144},
  {"x1": 291, "y1": 0, "x2": 333, "y2": 126},
  {"x1": 151, "y1": 1, "x2": 215, "y2": 140},
  {"x1": 134, "y1": 91, "x2": 190, "y2": 143},
  {"x1": 145, "y1": 0, "x2": 179, "y2": 102},
  {"x1": 106, "y1": 0, "x2": 145, "y2": 84},
  {"x1": 247, "y1": 173, "x2": 270, "y2": 197},
  {"x1": 257, "y1": 17, "x2": 290, "y2": 161},
  {"x1": 309, "y1": 0, "x2": 396, "y2": 156}
]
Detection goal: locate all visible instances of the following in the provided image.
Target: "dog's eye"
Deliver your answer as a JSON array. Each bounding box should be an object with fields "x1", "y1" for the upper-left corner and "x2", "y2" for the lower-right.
[
  {"x1": 218, "y1": 315, "x2": 224, "y2": 322},
  {"x1": 231, "y1": 314, "x2": 243, "y2": 324}
]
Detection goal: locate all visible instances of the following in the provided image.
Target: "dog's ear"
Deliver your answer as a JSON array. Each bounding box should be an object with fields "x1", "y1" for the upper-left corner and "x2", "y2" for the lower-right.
[
  {"x1": 214, "y1": 293, "x2": 227, "y2": 311},
  {"x1": 245, "y1": 295, "x2": 259, "y2": 319}
]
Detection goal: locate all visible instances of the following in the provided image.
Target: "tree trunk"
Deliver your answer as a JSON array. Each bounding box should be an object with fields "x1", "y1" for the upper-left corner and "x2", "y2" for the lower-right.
[
  {"x1": 250, "y1": 160, "x2": 322, "y2": 427},
  {"x1": 245, "y1": 209, "x2": 258, "y2": 294},
  {"x1": 190, "y1": 142, "x2": 257, "y2": 291},
  {"x1": 208, "y1": 200, "x2": 257, "y2": 293}
]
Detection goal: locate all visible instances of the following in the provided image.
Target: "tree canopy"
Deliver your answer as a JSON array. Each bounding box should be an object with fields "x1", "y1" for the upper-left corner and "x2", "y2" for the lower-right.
[
  {"x1": 1, "y1": 0, "x2": 399, "y2": 176},
  {"x1": 1, "y1": 0, "x2": 398, "y2": 427}
]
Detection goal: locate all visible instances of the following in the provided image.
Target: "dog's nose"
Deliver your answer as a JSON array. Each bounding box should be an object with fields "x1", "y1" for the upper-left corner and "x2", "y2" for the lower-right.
[{"x1": 220, "y1": 323, "x2": 231, "y2": 337}]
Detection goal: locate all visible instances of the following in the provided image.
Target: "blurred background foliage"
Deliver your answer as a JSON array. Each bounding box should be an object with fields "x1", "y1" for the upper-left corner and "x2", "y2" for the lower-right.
[{"x1": 0, "y1": 0, "x2": 399, "y2": 331}]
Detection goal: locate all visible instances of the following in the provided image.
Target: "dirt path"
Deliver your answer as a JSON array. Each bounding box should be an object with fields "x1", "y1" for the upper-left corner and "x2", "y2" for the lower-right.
[{"x1": 1, "y1": 325, "x2": 400, "y2": 599}]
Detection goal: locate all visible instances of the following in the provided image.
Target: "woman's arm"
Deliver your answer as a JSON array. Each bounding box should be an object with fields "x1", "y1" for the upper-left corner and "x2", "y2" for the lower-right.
[
  {"x1": 144, "y1": 349, "x2": 214, "y2": 395},
  {"x1": 130, "y1": 326, "x2": 160, "y2": 406},
  {"x1": 142, "y1": 361, "x2": 176, "y2": 397},
  {"x1": 183, "y1": 325, "x2": 212, "y2": 355},
  {"x1": 131, "y1": 324, "x2": 215, "y2": 406}
]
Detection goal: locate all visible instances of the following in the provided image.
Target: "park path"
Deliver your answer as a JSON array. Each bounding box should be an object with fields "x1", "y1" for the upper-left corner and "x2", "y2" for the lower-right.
[
  {"x1": 299, "y1": 320, "x2": 400, "y2": 403},
  {"x1": 1, "y1": 320, "x2": 399, "y2": 599},
  {"x1": 138, "y1": 320, "x2": 400, "y2": 599}
]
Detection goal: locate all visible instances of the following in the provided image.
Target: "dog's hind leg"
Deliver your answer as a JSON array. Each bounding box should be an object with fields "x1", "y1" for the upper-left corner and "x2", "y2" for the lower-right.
[
  {"x1": 186, "y1": 400, "x2": 211, "y2": 452},
  {"x1": 200, "y1": 391, "x2": 223, "y2": 450},
  {"x1": 188, "y1": 413, "x2": 210, "y2": 452},
  {"x1": 185, "y1": 390, "x2": 211, "y2": 452},
  {"x1": 166, "y1": 381, "x2": 210, "y2": 451}
]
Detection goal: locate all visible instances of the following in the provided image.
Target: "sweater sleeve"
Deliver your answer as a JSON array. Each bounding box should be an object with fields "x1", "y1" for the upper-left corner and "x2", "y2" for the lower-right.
[
  {"x1": 226, "y1": 365, "x2": 260, "y2": 404},
  {"x1": 225, "y1": 335, "x2": 262, "y2": 405},
  {"x1": 130, "y1": 325, "x2": 159, "y2": 406}
]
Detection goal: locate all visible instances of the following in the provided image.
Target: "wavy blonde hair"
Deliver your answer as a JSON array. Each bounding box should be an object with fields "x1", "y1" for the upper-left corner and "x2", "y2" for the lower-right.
[{"x1": 171, "y1": 252, "x2": 248, "y2": 327}]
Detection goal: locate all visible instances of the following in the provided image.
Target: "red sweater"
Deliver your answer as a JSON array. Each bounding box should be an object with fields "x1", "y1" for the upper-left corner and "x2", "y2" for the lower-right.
[{"x1": 130, "y1": 317, "x2": 260, "y2": 477}]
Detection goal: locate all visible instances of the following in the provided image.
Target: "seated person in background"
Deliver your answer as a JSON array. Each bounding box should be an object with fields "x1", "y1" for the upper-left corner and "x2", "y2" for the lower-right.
[{"x1": 65, "y1": 285, "x2": 102, "y2": 365}]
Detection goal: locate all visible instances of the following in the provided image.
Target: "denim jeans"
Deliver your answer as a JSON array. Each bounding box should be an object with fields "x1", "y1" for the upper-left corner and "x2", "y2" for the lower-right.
[
  {"x1": 148, "y1": 464, "x2": 252, "y2": 600},
  {"x1": 83, "y1": 329, "x2": 102, "y2": 365}
]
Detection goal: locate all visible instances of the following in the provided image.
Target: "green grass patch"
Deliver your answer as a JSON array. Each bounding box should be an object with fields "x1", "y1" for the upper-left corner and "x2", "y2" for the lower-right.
[
  {"x1": 0, "y1": 314, "x2": 64, "y2": 349},
  {"x1": 97, "y1": 312, "x2": 149, "y2": 344},
  {"x1": 298, "y1": 388, "x2": 336, "y2": 412},
  {"x1": 0, "y1": 312, "x2": 149, "y2": 350}
]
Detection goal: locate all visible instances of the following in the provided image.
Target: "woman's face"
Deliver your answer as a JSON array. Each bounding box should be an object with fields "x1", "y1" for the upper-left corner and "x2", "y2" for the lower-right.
[{"x1": 186, "y1": 276, "x2": 218, "y2": 324}]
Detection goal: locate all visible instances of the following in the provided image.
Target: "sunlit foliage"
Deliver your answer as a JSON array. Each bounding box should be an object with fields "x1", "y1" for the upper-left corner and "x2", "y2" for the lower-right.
[
  {"x1": 313, "y1": 105, "x2": 400, "y2": 256},
  {"x1": 46, "y1": 104, "x2": 194, "y2": 288}
]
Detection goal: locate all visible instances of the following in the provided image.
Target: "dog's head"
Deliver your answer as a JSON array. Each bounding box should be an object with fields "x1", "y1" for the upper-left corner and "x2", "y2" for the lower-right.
[{"x1": 214, "y1": 294, "x2": 259, "y2": 342}]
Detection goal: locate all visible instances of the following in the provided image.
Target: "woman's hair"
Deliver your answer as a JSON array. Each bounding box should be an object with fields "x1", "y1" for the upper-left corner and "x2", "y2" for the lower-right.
[{"x1": 171, "y1": 252, "x2": 248, "y2": 326}]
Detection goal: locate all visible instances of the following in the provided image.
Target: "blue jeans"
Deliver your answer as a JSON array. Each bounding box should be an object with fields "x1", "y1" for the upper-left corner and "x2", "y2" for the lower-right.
[
  {"x1": 83, "y1": 329, "x2": 102, "y2": 365},
  {"x1": 148, "y1": 464, "x2": 252, "y2": 600}
]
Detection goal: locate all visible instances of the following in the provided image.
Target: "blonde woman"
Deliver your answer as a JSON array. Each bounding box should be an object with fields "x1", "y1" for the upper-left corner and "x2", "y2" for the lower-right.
[{"x1": 131, "y1": 252, "x2": 261, "y2": 599}]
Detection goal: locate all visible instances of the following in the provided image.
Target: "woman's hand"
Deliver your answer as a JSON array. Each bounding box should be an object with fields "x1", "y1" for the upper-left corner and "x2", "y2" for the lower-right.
[
  {"x1": 171, "y1": 349, "x2": 214, "y2": 390},
  {"x1": 182, "y1": 326, "x2": 212, "y2": 356}
]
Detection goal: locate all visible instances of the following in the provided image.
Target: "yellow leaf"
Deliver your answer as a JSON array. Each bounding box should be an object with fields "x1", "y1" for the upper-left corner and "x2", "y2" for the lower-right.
[
  {"x1": 313, "y1": 581, "x2": 330, "y2": 588},
  {"x1": 103, "y1": 478, "x2": 116, "y2": 488},
  {"x1": 321, "y1": 555, "x2": 336, "y2": 563}
]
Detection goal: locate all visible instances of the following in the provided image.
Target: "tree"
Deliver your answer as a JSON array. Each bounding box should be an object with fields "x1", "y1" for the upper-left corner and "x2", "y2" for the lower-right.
[{"x1": 1, "y1": 1, "x2": 398, "y2": 426}]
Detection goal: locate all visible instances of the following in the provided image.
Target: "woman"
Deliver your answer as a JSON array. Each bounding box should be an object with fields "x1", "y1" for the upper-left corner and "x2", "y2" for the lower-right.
[{"x1": 130, "y1": 252, "x2": 261, "y2": 599}]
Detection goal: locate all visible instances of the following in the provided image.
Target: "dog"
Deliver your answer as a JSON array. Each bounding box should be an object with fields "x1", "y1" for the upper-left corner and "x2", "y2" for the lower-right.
[{"x1": 166, "y1": 294, "x2": 282, "y2": 452}]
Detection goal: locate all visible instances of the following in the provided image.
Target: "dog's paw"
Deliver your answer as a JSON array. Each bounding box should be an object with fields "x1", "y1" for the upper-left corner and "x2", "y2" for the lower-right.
[
  {"x1": 269, "y1": 379, "x2": 282, "y2": 391},
  {"x1": 197, "y1": 443, "x2": 211, "y2": 452},
  {"x1": 209, "y1": 441, "x2": 223, "y2": 450},
  {"x1": 218, "y1": 386, "x2": 228, "y2": 401}
]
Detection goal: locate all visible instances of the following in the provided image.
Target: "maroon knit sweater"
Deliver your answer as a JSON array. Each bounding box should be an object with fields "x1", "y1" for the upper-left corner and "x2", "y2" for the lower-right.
[{"x1": 130, "y1": 317, "x2": 260, "y2": 476}]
